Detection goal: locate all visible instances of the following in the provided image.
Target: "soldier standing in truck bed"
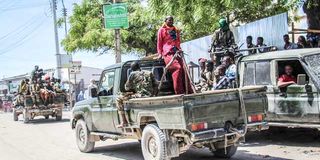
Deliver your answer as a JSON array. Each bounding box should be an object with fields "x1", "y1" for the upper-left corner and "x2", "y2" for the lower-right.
[
  {"x1": 116, "y1": 61, "x2": 157, "y2": 128},
  {"x1": 208, "y1": 18, "x2": 235, "y2": 66}
]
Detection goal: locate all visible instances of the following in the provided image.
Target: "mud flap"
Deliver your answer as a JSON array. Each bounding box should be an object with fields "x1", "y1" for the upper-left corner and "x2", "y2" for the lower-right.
[{"x1": 166, "y1": 138, "x2": 179, "y2": 158}]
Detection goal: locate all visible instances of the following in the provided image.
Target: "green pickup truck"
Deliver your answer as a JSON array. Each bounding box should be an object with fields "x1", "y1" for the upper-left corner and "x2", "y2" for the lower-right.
[
  {"x1": 239, "y1": 48, "x2": 320, "y2": 129},
  {"x1": 71, "y1": 59, "x2": 268, "y2": 159}
]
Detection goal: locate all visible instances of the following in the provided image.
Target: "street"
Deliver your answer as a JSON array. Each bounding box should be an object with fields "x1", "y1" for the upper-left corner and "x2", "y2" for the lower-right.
[{"x1": 0, "y1": 111, "x2": 319, "y2": 160}]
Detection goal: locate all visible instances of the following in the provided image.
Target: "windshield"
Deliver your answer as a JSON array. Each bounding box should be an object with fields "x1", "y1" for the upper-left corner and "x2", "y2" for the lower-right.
[{"x1": 303, "y1": 53, "x2": 320, "y2": 90}]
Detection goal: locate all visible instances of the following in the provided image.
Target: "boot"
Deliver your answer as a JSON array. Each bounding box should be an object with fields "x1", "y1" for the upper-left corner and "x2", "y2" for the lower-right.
[{"x1": 117, "y1": 111, "x2": 128, "y2": 128}]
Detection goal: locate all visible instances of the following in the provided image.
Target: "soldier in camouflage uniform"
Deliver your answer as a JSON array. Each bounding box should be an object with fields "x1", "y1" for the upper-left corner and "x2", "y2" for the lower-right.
[
  {"x1": 116, "y1": 61, "x2": 157, "y2": 128},
  {"x1": 30, "y1": 80, "x2": 42, "y2": 106},
  {"x1": 208, "y1": 18, "x2": 235, "y2": 66}
]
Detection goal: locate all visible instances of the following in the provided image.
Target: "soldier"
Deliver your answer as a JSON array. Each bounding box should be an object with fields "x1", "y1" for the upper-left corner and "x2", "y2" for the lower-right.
[
  {"x1": 283, "y1": 34, "x2": 298, "y2": 50},
  {"x1": 209, "y1": 18, "x2": 235, "y2": 66},
  {"x1": 246, "y1": 36, "x2": 256, "y2": 55},
  {"x1": 212, "y1": 65, "x2": 226, "y2": 88},
  {"x1": 116, "y1": 61, "x2": 157, "y2": 128},
  {"x1": 214, "y1": 56, "x2": 236, "y2": 90},
  {"x1": 30, "y1": 80, "x2": 41, "y2": 106},
  {"x1": 198, "y1": 58, "x2": 207, "y2": 80},
  {"x1": 196, "y1": 60, "x2": 215, "y2": 92},
  {"x1": 31, "y1": 65, "x2": 39, "y2": 82},
  {"x1": 256, "y1": 37, "x2": 269, "y2": 53}
]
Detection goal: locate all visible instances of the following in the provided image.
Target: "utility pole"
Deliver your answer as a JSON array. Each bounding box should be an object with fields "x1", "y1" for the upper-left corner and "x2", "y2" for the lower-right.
[
  {"x1": 61, "y1": 0, "x2": 68, "y2": 37},
  {"x1": 52, "y1": 0, "x2": 61, "y2": 79},
  {"x1": 113, "y1": 0, "x2": 121, "y2": 63}
]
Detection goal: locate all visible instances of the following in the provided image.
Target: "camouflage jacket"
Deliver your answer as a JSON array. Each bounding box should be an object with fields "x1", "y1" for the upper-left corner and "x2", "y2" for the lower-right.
[
  {"x1": 125, "y1": 70, "x2": 157, "y2": 97},
  {"x1": 210, "y1": 29, "x2": 235, "y2": 50}
]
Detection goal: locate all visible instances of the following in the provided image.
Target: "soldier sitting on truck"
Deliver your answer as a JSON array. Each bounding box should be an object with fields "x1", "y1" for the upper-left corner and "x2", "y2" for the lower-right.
[
  {"x1": 30, "y1": 80, "x2": 42, "y2": 106},
  {"x1": 116, "y1": 61, "x2": 158, "y2": 128},
  {"x1": 196, "y1": 60, "x2": 215, "y2": 92},
  {"x1": 214, "y1": 55, "x2": 236, "y2": 90}
]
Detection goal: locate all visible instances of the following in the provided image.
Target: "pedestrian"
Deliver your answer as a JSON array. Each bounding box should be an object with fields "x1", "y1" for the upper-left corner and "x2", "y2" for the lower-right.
[
  {"x1": 209, "y1": 18, "x2": 235, "y2": 66},
  {"x1": 246, "y1": 36, "x2": 256, "y2": 55},
  {"x1": 283, "y1": 34, "x2": 298, "y2": 50},
  {"x1": 87, "y1": 79, "x2": 98, "y2": 98},
  {"x1": 297, "y1": 36, "x2": 311, "y2": 48},
  {"x1": 116, "y1": 61, "x2": 157, "y2": 127},
  {"x1": 256, "y1": 37, "x2": 269, "y2": 53},
  {"x1": 157, "y1": 16, "x2": 194, "y2": 94}
]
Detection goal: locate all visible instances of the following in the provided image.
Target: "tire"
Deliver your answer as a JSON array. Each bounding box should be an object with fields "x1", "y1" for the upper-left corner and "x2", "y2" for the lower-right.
[
  {"x1": 212, "y1": 145, "x2": 238, "y2": 158},
  {"x1": 23, "y1": 108, "x2": 29, "y2": 123},
  {"x1": 75, "y1": 119, "x2": 95, "y2": 153},
  {"x1": 141, "y1": 124, "x2": 170, "y2": 160},
  {"x1": 45, "y1": 115, "x2": 49, "y2": 119},
  {"x1": 13, "y1": 108, "x2": 18, "y2": 121}
]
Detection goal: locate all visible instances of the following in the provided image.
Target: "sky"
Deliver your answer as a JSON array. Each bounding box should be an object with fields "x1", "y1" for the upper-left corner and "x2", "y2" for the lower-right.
[{"x1": 0, "y1": 0, "x2": 138, "y2": 79}]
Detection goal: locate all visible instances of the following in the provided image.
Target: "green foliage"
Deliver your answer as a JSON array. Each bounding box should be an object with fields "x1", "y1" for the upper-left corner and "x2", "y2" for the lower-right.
[
  {"x1": 63, "y1": 0, "x2": 304, "y2": 55},
  {"x1": 148, "y1": 0, "x2": 295, "y2": 41},
  {"x1": 62, "y1": 0, "x2": 161, "y2": 55}
]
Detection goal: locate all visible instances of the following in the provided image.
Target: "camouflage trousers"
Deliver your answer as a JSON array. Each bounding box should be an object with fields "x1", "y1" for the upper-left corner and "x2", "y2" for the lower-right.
[{"x1": 116, "y1": 93, "x2": 142, "y2": 114}]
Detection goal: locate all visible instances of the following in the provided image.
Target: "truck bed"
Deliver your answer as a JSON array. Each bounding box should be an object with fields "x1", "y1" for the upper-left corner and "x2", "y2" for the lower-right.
[{"x1": 125, "y1": 86, "x2": 267, "y2": 132}]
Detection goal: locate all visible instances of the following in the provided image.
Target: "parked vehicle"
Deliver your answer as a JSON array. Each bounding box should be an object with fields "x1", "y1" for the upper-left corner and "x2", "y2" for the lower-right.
[
  {"x1": 71, "y1": 59, "x2": 268, "y2": 159},
  {"x1": 13, "y1": 94, "x2": 65, "y2": 123},
  {"x1": 239, "y1": 48, "x2": 320, "y2": 129}
]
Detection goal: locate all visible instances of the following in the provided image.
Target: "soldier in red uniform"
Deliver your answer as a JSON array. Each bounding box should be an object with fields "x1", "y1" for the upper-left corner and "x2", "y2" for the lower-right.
[{"x1": 157, "y1": 16, "x2": 193, "y2": 94}]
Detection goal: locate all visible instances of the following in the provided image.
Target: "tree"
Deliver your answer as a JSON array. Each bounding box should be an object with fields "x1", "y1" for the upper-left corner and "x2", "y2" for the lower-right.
[
  {"x1": 62, "y1": 0, "x2": 161, "y2": 55},
  {"x1": 148, "y1": 0, "x2": 294, "y2": 41}
]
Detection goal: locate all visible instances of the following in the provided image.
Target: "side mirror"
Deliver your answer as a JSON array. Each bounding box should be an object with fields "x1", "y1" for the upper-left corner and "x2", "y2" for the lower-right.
[
  {"x1": 297, "y1": 74, "x2": 306, "y2": 85},
  {"x1": 91, "y1": 88, "x2": 98, "y2": 98}
]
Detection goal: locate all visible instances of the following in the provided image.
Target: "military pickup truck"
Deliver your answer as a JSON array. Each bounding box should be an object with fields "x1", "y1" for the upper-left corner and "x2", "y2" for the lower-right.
[
  {"x1": 13, "y1": 94, "x2": 64, "y2": 123},
  {"x1": 71, "y1": 59, "x2": 268, "y2": 159},
  {"x1": 239, "y1": 48, "x2": 320, "y2": 130}
]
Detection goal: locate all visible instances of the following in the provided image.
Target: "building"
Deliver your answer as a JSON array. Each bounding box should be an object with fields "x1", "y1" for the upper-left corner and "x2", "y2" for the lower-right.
[{"x1": 0, "y1": 66, "x2": 103, "y2": 95}]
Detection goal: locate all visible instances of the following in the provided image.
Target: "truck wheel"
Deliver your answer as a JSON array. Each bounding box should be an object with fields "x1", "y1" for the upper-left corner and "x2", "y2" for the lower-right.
[
  {"x1": 141, "y1": 124, "x2": 170, "y2": 160},
  {"x1": 23, "y1": 108, "x2": 29, "y2": 123},
  {"x1": 212, "y1": 145, "x2": 237, "y2": 158},
  {"x1": 75, "y1": 119, "x2": 95, "y2": 153},
  {"x1": 45, "y1": 115, "x2": 49, "y2": 119},
  {"x1": 13, "y1": 108, "x2": 18, "y2": 121}
]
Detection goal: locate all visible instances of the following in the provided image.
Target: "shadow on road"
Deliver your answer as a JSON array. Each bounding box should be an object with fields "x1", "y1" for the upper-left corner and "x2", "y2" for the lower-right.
[
  {"x1": 91, "y1": 141, "x2": 291, "y2": 160},
  {"x1": 16, "y1": 117, "x2": 70, "y2": 125},
  {"x1": 245, "y1": 127, "x2": 320, "y2": 148}
]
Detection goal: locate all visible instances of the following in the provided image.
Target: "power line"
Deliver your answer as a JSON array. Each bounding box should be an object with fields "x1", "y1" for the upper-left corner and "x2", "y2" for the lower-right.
[
  {"x1": 0, "y1": 16, "x2": 48, "y2": 55},
  {"x1": 0, "y1": 14, "x2": 43, "y2": 41}
]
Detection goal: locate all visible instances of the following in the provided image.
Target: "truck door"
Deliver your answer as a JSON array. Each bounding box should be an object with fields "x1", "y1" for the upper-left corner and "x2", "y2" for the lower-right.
[
  {"x1": 241, "y1": 60, "x2": 273, "y2": 113},
  {"x1": 91, "y1": 69, "x2": 118, "y2": 133},
  {"x1": 272, "y1": 60, "x2": 319, "y2": 123}
]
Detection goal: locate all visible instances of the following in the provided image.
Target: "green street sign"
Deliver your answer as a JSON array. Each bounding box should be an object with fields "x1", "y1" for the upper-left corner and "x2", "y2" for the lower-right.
[{"x1": 103, "y1": 3, "x2": 129, "y2": 29}]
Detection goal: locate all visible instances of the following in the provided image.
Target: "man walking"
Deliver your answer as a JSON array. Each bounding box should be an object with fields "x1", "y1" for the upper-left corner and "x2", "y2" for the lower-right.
[{"x1": 157, "y1": 16, "x2": 194, "y2": 94}]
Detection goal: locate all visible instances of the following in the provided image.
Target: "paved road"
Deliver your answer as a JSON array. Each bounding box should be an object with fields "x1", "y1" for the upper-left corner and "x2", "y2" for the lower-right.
[{"x1": 0, "y1": 111, "x2": 320, "y2": 160}]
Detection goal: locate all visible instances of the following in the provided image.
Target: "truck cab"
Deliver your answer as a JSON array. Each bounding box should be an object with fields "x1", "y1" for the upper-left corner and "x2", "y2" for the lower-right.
[
  {"x1": 239, "y1": 48, "x2": 320, "y2": 129},
  {"x1": 71, "y1": 59, "x2": 268, "y2": 160}
]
